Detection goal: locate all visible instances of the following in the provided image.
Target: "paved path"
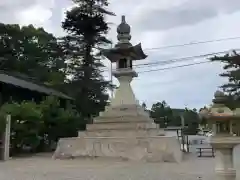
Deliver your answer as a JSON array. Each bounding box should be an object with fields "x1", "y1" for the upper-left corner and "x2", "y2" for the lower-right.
[{"x1": 0, "y1": 154, "x2": 218, "y2": 180}]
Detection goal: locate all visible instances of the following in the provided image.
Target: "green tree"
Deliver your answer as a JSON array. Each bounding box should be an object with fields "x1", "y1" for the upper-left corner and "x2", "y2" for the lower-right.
[
  {"x1": 0, "y1": 96, "x2": 84, "y2": 154},
  {"x1": 37, "y1": 96, "x2": 83, "y2": 151},
  {"x1": 211, "y1": 51, "x2": 240, "y2": 94},
  {"x1": 199, "y1": 107, "x2": 208, "y2": 126},
  {"x1": 141, "y1": 102, "x2": 147, "y2": 111},
  {"x1": 61, "y1": 0, "x2": 114, "y2": 118},
  {"x1": 150, "y1": 101, "x2": 200, "y2": 131},
  {"x1": 0, "y1": 24, "x2": 66, "y2": 87},
  {"x1": 211, "y1": 51, "x2": 240, "y2": 109},
  {"x1": 182, "y1": 108, "x2": 200, "y2": 135},
  {"x1": 150, "y1": 101, "x2": 173, "y2": 128}
]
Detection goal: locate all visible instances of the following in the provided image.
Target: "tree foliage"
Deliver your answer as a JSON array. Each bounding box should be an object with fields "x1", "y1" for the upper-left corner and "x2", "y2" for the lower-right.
[
  {"x1": 182, "y1": 108, "x2": 200, "y2": 135},
  {"x1": 211, "y1": 51, "x2": 240, "y2": 108},
  {"x1": 150, "y1": 101, "x2": 200, "y2": 134},
  {"x1": 38, "y1": 96, "x2": 83, "y2": 143},
  {"x1": 61, "y1": 0, "x2": 114, "y2": 118},
  {"x1": 150, "y1": 101, "x2": 173, "y2": 128},
  {"x1": 0, "y1": 96, "x2": 83, "y2": 154},
  {"x1": 0, "y1": 0, "x2": 118, "y2": 155},
  {"x1": 0, "y1": 101, "x2": 43, "y2": 153},
  {"x1": 0, "y1": 24, "x2": 66, "y2": 87},
  {"x1": 211, "y1": 51, "x2": 240, "y2": 94},
  {"x1": 141, "y1": 102, "x2": 147, "y2": 111}
]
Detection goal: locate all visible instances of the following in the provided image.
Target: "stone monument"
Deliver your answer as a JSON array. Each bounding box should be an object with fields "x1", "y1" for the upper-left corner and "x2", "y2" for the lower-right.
[
  {"x1": 53, "y1": 16, "x2": 182, "y2": 162},
  {"x1": 200, "y1": 91, "x2": 240, "y2": 180}
]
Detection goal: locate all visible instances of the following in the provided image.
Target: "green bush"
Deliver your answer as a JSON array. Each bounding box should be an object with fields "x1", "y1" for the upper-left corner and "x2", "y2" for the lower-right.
[
  {"x1": 0, "y1": 96, "x2": 84, "y2": 154},
  {"x1": 0, "y1": 101, "x2": 43, "y2": 153}
]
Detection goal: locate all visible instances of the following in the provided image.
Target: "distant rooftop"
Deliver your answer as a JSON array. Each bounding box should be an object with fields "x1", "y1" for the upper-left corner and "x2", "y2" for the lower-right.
[{"x1": 0, "y1": 71, "x2": 72, "y2": 100}]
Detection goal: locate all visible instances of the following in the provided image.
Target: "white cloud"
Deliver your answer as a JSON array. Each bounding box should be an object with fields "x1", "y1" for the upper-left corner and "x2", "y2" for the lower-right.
[
  {"x1": 0, "y1": 0, "x2": 55, "y2": 25},
  {"x1": 133, "y1": 0, "x2": 240, "y2": 31},
  {"x1": 17, "y1": 4, "x2": 53, "y2": 26}
]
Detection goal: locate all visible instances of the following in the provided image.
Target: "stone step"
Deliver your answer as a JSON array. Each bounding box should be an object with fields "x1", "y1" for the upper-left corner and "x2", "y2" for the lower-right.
[
  {"x1": 87, "y1": 122, "x2": 158, "y2": 131},
  {"x1": 78, "y1": 128, "x2": 165, "y2": 137},
  {"x1": 99, "y1": 104, "x2": 150, "y2": 118},
  {"x1": 94, "y1": 115, "x2": 154, "y2": 123},
  {"x1": 99, "y1": 111, "x2": 148, "y2": 118}
]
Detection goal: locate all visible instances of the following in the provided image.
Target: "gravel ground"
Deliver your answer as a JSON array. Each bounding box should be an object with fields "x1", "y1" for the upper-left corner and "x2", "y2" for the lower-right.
[
  {"x1": 0, "y1": 153, "x2": 217, "y2": 180},
  {"x1": 1, "y1": 135, "x2": 240, "y2": 180}
]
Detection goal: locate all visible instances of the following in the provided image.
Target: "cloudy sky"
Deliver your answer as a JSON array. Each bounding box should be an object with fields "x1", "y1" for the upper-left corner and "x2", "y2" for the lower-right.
[{"x1": 1, "y1": 0, "x2": 240, "y2": 109}]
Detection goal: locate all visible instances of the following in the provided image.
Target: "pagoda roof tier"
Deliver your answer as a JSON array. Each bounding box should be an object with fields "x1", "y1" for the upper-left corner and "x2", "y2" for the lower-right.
[
  {"x1": 112, "y1": 68, "x2": 138, "y2": 78},
  {"x1": 199, "y1": 90, "x2": 240, "y2": 120},
  {"x1": 101, "y1": 43, "x2": 147, "y2": 62}
]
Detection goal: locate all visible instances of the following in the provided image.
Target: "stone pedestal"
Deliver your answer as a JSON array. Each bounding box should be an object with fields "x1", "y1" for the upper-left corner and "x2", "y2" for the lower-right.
[
  {"x1": 111, "y1": 71, "x2": 137, "y2": 107},
  {"x1": 215, "y1": 148, "x2": 236, "y2": 180},
  {"x1": 53, "y1": 68, "x2": 183, "y2": 162},
  {"x1": 54, "y1": 136, "x2": 182, "y2": 162},
  {"x1": 210, "y1": 136, "x2": 240, "y2": 180},
  {"x1": 53, "y1": 104, "x2": 182, "y2": 162}
]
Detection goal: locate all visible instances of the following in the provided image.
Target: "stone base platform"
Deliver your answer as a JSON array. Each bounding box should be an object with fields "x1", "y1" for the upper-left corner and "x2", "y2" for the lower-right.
[
  {"x1": 82, "y1": 121, "x2": 165, "y2": 137},
  {"x1": 78, "y1": 128, "x2": 165, "y2": 137},
  {"x1": 53, "y1": 136, "x2": 182, "y2": 163}
]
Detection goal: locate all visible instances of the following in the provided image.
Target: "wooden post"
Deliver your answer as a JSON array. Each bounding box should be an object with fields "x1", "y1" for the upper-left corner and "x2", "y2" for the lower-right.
[
  {"x1": 212, "y1": 148, "x2": 214, "y2": 157},
  {"x1": 181, "y1": 129, "x2": 185, "y2": 152},
  {"x1": 186, "y1": 135, "x2": 189, "y2": 152},
  {"x1": 180, "y1": 115, "x2": 185, "y2": 129},
  {"x1": 3, "y1": 115, "x2": 11, "y2": 161}
]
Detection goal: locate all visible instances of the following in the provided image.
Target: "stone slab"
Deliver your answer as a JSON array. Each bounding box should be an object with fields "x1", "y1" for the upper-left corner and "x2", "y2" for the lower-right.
[
  {"x1": 98, "y1": 104, "x2": 150, "y2": 120},
  {"x1": 53, "y1": 136, "x2": 182, "y2": 163},
  {"x1": 87, "y1": 122, "x2": 158, "y2": 131},
  {"x1": 79, "y1": 128, "x2": 165, "y2": 137}
]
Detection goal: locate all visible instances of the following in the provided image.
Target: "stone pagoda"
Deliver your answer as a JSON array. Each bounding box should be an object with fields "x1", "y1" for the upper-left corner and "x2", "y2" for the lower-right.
[
  {"x1": 199, "y1": 91, "x2": 240, "y2": 180},
  {"x1": 96, "y1": 15, "x2": 159, "y2": 127},
  {"x1": 53, "y1": 16, "x2": 182, "y2": 162}
]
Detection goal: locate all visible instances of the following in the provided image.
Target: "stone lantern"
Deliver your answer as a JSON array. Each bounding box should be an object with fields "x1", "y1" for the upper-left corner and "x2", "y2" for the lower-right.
[
  {"x1": 53, "y1": 16, "x2": 182, "y2": 163},
  {"x1": 199, "y1": 90, "x2": 240, "y2": 180}
]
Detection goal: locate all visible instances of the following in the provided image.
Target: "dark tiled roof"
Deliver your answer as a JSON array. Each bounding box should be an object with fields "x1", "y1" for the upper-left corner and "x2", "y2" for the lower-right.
[{"x1": 0, "y1": 72, "x2": 72, "y2": 100}]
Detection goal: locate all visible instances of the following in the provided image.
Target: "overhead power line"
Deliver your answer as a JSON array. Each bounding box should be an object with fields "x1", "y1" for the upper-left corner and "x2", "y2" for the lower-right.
[
  {"x1": 138, "y1": 61, "x2": 211, "y2": 73},
  {"x1": 100, "y1": 48, "x2": 240, "y2": 74},
  {"x1": 103, "y1": 61, "x2": 212, "y2": 75},
  {"x1": 144, "y1": 36, "x2": 240, "y2": 51},
  {"x1": 134, "y1": 48, "x2": 240, "y2": 68}
]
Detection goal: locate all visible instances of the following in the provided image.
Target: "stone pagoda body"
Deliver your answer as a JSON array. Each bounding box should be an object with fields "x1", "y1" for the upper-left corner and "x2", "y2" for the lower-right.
[
  {"x1": 96, "y1": 15, "x2": 160, "y2": 128},
  {"x1": 53, "y1": 16, "x2": 182, "y2": 162},
  {"x1": 200, "y1": 91, "x2": 240, "y2": 180}
]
